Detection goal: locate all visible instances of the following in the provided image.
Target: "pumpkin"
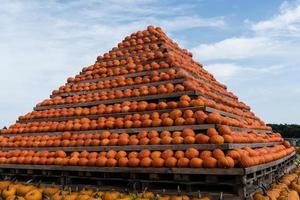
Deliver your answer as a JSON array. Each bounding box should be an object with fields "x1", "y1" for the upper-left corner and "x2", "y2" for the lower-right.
[
  {"x1": 217, "y1": 125, "x2": 232, "y2": 135},
  {"x1": 106, "y1": 158, "x2": 117, "y2": 167},
  {"x1": 206, "y1": 113, "x2": 222, "y2": 124},
  {"x1": 152, "y1": 157, "x2": 164, "y2": 167},
  {"x1": 177, "y1": 157, "x2": 189, "y2": 168},
  {"x1": 162, "y1": 149, "x2": 174, "y2": 159},
  {"x1": 195, "y1": 133, "x2": 210, "y2": 144},
  {"x1": 190, "y1": 158, "x2": 203, "y2": 168},
  {"x1": 165, "y1": 157, "x2": 177, "y2": 168},
  {"x1": 203, "y1": 157, "x2": 217, "y2": 168},
  {"x1": 209, "y1": 135, "x2": 224, "y2": 144},
  {"x1": 185, "y1": 148, "x2": 199, "y2": 159},
  {"x1": 128, "y1": 157, "x2": 140, "y2": 167},
  {"x1": 217, "y1": 156, "x2": 235, "y2": 168},
  {"x1": 212, "y1": 149, "x2": 225, "y2": 159},
  {"x1": 206, "y1": 128, "x2": 218, "y2": 137},
  {"x1": 140, "y1": 157, "x2": 152, "y2": 167},
  {"x1": 24, "y1": 189, "x2": 43, "y2": 200}
]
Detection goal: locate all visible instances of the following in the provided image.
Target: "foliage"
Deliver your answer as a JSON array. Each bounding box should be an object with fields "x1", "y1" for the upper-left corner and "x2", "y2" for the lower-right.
[{"x1": 268, "y1": 124, "x2": 300, "y2": 138}]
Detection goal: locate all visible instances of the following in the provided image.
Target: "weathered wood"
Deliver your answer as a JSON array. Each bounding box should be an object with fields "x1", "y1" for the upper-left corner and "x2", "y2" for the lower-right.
[
  {"x1": 0, "y1": 164, "x2": 245, "y2": 175},
  {"x1": 205, "y1": 107, "x2": 242, "y2": 119},
  {"x1": 2, "y1": 124, "x2": 215, "y2": 137},
  {"x1": 94, "y1": 48, "x2": 167, "y2": 63},
  {"x1": 17, "y1": 106, "x2": 247, "y2": 124},
  {"x1": 52, "y1": 78, "x2": 186, "y2": 98},
  {"x1": 244, "y1": 152, "x2": 296, "y2": 174},
  {"x1": 2, "y1": 123, "x2": 272, "y2": 137},
  {"x1": 34, "y1": 90, "x2": 198, "y2": 111},
  {"x1": 71, "y1": 66, "x2": 177, "y2": 86},
  {"x1": 0, "y1": 142, "x2": 282, "y2": 152},
  {"x1": 229, "y1": 126, "x2": 272, "y2": 134},
  {"x1": 19, "y1": 105, "x2": 205, "y2": 123}
]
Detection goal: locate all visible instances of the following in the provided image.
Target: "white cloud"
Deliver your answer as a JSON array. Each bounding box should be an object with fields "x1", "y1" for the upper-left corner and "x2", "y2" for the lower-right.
[
  {"x1": 205, "y1": 63, "x2": 287, "y2": 80},
  {"x1": 160, "y1": 16, "x2": 226, "y2": 31},
  {"x1": 0, "y1": 0, "x2": 226, "y2": 127},
  {"x1": 251, "y1": 1, "x2": 300, "y2": 36},
  {"x1": 192, "y1": 37, "x2": 274, "y2": 61},
  {"x1": 190, "y1": 1, "x2": 300, "y2": 124}
]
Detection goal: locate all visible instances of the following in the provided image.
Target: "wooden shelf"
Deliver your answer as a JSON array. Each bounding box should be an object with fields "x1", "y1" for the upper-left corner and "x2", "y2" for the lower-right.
[
  {"x1": 205, "y1": 107, "x2": 242, "y2": 119},
  {"x1": 19, "y1": 105, "x2": 205, "y2": 123},
  {"x1": 0, "y1": 164, "x2": 244, "y2": 175},
  {"x1": 69, "y1": 66, "x2": 176, "y2": 86},
  {"x1": 244, "y1": 151, "x2": 296, "y2": 174},
  {"x1": 17, "y1": 106, "x2": 244, "y2": 124},
  {"x1": 1, "y1": 124, "x2": 215, "y2": 137},
  {"x1": 0, "y1": 142, "x2": 282, "y2": 152},
  {"x1": 34, "y1": 90, "x2": 198, "y2": 111},
  {"x1": 2, "y1": 124, "x2": 272, "y2": 137},
  {"x1": 52, "y1": 78, "x2": 186, "y2": 98},
  {"x1": 229, "y1": 126, "x2": 272, "y2": 134},
  {"x1": 108, "y1": 40, "x2": 164, "y2": 54},
  {"x1": 0, "y1": 152, "x2": 295, "y2": 176},
  {"x1": 93, "y1": 47, "x2": 167, "y2": 63}
]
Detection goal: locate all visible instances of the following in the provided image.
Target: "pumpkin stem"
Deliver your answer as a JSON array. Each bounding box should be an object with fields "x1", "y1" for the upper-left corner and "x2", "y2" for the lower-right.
[
  {"x1": 142, "y1": 187, "x2": 148, "y2": 197},
  {"x1": 198, "y1": 190, "x2": 202, "y2": 198},
  {"x1": 25, "y1": 179, "x2": 33, "y2": 184},
  {"x1": 177, "y1": 185, "x2": 182, "y2": 195},
  {"x1": 219, "y1": 192, "x2": 223, "y2": 200}
]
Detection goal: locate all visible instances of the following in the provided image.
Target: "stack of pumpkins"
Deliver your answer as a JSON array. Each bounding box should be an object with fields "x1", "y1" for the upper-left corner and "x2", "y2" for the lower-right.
[
  {"x1": 253, "y1": 167, "x2": 300, "y2": 199},
  {"x1": 0, "y1": 25, "x2": 294, "y2": 172},
  {"x1": 0, "y1": 127, "x2": 283, "y2": 148},
  {"x1": 0, "y1": 180, "x2": 211, "y2": 200}
]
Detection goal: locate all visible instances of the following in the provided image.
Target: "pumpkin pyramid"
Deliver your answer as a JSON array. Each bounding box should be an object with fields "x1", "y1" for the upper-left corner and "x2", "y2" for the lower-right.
[{"x1": 0, "y1": 26, "x2": 295, "y2": 198}]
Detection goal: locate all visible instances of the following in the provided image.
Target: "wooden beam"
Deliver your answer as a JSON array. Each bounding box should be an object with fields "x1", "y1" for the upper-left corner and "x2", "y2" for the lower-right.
[
  {"x1": 34, "y1": 91, "x2": 198, "y2": 111},
  {"x1": 0, "y1": 142, "x2": 282, "y2": 152}
]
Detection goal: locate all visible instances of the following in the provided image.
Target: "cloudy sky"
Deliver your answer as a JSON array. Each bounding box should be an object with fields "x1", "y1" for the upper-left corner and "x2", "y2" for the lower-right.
[{"x1": 0, "y1": 0, "x2": 300, "y2": 127}]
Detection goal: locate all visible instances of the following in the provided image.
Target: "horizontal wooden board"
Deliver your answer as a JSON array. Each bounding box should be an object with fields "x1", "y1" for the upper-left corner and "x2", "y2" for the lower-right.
[
  {"x1": 34, "y1": 90, "x2": 198, "y2": 111},
  {"x1": 1, "y1": 124, "x2": 215, "y2": 137},
  {"x1": 94, "y1": 48, "x2": 167, "y2": 63},
  {"x1": 229, "y1": 126, "x2": 272, "y2": 134},
  {"x1": 52, "y1": 78, "x2": 186, "y2": 98},
  {"x1": 205, "y1": 107, "x2": 241, "y2": 119},
  {"x1": 70, "y1": 66, "x2": 176, "y2": 86},
  {"x1": 0, "y1": 153, "x2": 295, "y2": 176},
  {"x1": 0, "y1": 164, "x2": 244, "y2": 175},
  {"x1": 0, "y1": 142, "x2": 282, "y2": 152},
  {"x1": 18, "y1": 105, "x2": 205, "y2": 123},
  {"x1": 2, "y1": 123, "x2": 272, "y2": 137},
  {"x1": 244, "y1": 151, "x2": 296, "y2": 174},
  {"x1": 17, "y1": 106, "x2": 247, "y2": 124}
]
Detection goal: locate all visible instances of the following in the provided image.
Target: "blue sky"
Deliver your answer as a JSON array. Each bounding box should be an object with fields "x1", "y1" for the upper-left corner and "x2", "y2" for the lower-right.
[{"x1": 0, "y1": 0, "x2": 300, "y2": 127}]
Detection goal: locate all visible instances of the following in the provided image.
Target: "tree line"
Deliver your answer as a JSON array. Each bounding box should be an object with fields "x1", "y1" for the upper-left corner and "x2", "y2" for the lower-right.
[{"x1": 268, "y1": 124, "x2": 300, "y2": 138}]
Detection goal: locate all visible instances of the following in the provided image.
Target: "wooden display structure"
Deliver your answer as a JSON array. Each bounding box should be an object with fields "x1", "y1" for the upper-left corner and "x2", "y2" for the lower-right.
[{"x1": 0, "y1": 27, "x2": 295, "y2": 200}]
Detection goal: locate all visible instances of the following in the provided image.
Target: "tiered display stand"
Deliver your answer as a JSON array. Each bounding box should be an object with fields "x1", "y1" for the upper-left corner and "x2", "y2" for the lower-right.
[{"x1": 0, "y1": 26, "x2": 296, "y2": 200}]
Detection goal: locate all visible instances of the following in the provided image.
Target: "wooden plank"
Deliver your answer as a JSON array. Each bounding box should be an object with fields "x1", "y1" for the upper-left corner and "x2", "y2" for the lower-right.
[
  {"x1": 108, "y1": 40, "x2": 164, "y2": 53},
  {"x1": 2, "y1": 124, "x2": 215, "y2": 137},
  {"x1": 18, "y1": 105, "x2": 247, "y2": 124},
  {"x1": 70, "y1": 66, "x2": 177, "y2": 86},
  {"x1": 94, "y1": 48, "x2": 167, "y2": 63},
  {"x1": 0, "y1": 142, "x2": 282, "y2": 152},
  {"x1": 205, "y1": 107, "x2": 242, "y2": 119},
  {"x1": 228, "y1": 142, "x2": 282, "y2": 149},
  {"x1": 34, "y1": 90, "x2": 198, "y2": 111},
  {"x1": 244, "y1": 152, "x2": 296, "y2": 174},
  {"x1": 229, "y1": 126, "x2": 272, "y2": 134},
  {"x1": 52, "y1": 78, "x2": 186, "y2": 98},
  {"x1": 3, "y1": 123, "x2": 272, "y2": 137},
  {"x1": 0, "y1": 164, "x2": 245, "y2": 175},
  {"x1": 18, "y1": 106, "x2": 205, "y2": 123}
]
